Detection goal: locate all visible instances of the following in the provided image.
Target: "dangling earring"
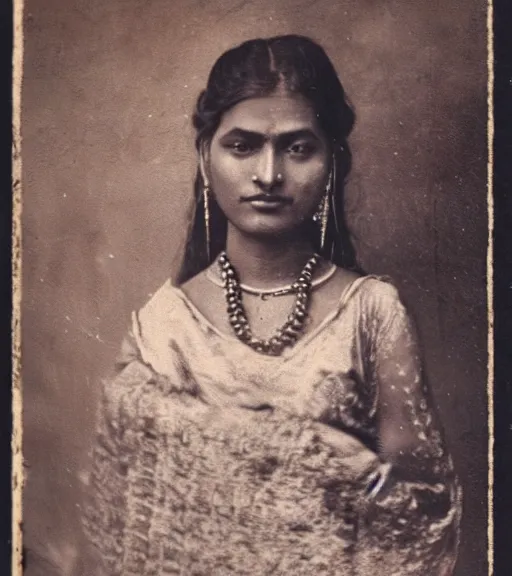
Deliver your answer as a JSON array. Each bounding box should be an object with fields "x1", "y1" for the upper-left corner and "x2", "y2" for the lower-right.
[
  {"x1": 313, "y1": 156, "x2": 334, "y2": 251},
  {"x1": 203, "y1": 183, "x2": 211, "y2": 262},
  {"x1": 312, "y1": 192, "x2": 330, "y2": 249},
  {"x1": 320, "y1": 172, "x2": 331, "y2": 250}
]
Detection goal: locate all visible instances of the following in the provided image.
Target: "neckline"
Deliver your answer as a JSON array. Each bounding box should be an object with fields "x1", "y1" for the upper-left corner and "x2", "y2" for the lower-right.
[
  {"x1": 171, "y1": 275, "x2": 377, "y2": 360},
  {"x1": 205, "y1": 262, "x2": 337, "y2": 297}
]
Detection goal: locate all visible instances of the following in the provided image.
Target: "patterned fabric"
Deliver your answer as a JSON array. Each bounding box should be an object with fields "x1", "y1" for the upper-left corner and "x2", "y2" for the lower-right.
[{"x1": 82, "y1": 276, "x2": 462, "y2": 575}]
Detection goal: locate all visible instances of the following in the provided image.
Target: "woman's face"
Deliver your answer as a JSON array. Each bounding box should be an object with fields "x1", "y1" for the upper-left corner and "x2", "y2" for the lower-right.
[{"x1": 204, "y1": 94, "x2": 331, "y2": 239}]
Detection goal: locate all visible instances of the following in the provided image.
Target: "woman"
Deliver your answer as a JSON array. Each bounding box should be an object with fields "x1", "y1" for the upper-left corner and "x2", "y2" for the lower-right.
[{"x1": 82, "y1": 35, "x2": 462, "y2": 575}]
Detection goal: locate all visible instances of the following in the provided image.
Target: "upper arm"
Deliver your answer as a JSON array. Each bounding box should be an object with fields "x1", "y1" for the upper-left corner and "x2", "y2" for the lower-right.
[
  {"x1": 82, "y1": 323, "x2": 156, "y2": 568},
  {"x1": 369, "y1": 283, "x2": 448, "y2": 480}
]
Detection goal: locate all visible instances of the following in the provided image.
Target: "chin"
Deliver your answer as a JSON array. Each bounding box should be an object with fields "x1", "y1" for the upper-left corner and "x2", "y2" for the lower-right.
[{"x1": 234, "y1": 218, "x2": 308, "y2": 242}]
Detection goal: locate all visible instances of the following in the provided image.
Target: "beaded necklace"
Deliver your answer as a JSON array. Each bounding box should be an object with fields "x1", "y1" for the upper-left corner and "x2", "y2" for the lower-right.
[{"x1": 217, "y1": 251, "x2": 321, "y2": 355}]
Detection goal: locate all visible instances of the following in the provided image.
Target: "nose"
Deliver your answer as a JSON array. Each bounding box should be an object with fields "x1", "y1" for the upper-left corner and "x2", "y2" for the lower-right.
[{"x1": 252, "y1": 146, "x2": 283, "y2": 191}]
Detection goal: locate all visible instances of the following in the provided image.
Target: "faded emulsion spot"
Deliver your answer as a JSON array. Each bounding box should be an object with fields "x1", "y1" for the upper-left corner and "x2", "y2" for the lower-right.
[{"x1": 251, "y1": 455, "x2": 280, "y2": 479}]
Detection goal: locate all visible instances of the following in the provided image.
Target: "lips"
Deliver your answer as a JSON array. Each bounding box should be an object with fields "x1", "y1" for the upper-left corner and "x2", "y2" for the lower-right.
[{"x1": 241, "y1": 193, "x2": 292, "y2": 205}]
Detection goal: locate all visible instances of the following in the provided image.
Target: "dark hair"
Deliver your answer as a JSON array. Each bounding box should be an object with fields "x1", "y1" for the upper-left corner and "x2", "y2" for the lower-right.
[{"x1": 176, "y1": 35, "x2": 359, "y2": 284}]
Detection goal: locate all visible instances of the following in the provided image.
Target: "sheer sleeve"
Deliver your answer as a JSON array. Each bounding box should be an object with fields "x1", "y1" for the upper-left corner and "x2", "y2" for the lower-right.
[
  {"x1": 370, "y1": 284, "x2": 452, "y2": 484},
  {"x1": 355, "y1": 281, "x2": 463, "y2": 576}
]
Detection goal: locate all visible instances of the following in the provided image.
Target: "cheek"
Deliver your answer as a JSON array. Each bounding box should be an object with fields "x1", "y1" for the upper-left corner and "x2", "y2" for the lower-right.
[
  {"x1": 289, "y1": 163, "x2": 329, "y2": 207},
  {"x1": 208, "y1": 152, "x2": 246, "y2": 201}
]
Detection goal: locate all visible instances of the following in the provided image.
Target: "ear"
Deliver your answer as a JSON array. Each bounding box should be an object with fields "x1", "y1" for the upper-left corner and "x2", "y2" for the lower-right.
[{"x1": 198, "y1": 140, "x2": 211, "y2": 186}]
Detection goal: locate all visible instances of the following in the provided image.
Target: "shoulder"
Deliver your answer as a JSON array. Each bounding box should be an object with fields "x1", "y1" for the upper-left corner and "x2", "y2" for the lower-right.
[
  {"x1": 327, "y1": 266, "x2": 402, "y2": 308},
  {"x1": 335, "y1": 270, "x2": 399, "y2": 303},
  {"x1": 338, "y1": 273, "x2": 410, "y2": 329},
  {"x1": 137, "y1": 278, "x2": 180, "y2": 323},
  {"x1": 358, "y1": 275, "x2": 402, "y2": 307},
  {"x1": 135, "y1": 275, "x2": 211, "y2": 336},
  {"x1": 131, "y1": 279, "x2": 192, "y2": 369},
  {"x1": 355, "y1": 276, "x2": 418, "y2": 344}
]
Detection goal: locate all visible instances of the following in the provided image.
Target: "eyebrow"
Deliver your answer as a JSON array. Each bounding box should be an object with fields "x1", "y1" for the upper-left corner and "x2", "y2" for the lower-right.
[{"x1": 218, "y1": 127, "x2": 321, "y2": 143}]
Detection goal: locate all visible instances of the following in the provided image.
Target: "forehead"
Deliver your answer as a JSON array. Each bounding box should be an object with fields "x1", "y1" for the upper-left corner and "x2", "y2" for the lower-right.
[{"x1": 214, "y1": 95, "x2": 321, "y2": 137}]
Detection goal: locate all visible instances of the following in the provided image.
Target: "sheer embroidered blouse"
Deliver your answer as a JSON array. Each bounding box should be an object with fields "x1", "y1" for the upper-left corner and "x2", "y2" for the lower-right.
[{"x1": 83, "y1": 275, "x2": 462, "y2": 576}]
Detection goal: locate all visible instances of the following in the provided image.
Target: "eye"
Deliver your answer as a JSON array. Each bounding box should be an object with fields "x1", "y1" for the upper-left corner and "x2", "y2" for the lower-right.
[
  {"x1": 228, "y1": 140, "x2": 253, "y2": 155},
  {"x1": 287, "y1": 142, "x2": 315, "y2": 157}
]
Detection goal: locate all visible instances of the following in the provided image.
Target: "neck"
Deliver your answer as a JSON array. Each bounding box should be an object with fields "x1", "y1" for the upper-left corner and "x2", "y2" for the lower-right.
[{"x1": 223, "y1": 227, "x2": 316, "y2": 289}]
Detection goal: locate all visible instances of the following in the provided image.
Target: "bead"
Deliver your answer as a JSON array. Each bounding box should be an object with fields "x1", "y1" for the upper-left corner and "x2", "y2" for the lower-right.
[
  {"x1": 295, "y1": 308, "x2": 306, "y2": 319},
  {"x1": 261, "y1": 341, "x2": 271, "y2": 352}
]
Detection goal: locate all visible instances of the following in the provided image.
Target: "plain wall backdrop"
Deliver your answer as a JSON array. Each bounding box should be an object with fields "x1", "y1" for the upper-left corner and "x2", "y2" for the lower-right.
[{"x1": 21, "y1": 1, "x2": 488, "y2": 574}]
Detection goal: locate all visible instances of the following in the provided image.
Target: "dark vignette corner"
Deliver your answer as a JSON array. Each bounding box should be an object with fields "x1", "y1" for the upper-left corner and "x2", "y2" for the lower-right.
[
  {"x1": 3, "y1": 0, "x2": 14, "y2": 574},
  {"x1": 493, "y1": 0, "x2": 512, "y2": 573}
]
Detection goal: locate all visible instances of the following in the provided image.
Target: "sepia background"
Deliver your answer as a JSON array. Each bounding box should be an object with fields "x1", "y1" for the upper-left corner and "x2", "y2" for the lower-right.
[{"x1": 21, "y1": 0, "x2": 488, "y2": 574}]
